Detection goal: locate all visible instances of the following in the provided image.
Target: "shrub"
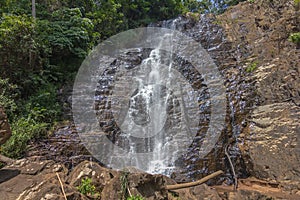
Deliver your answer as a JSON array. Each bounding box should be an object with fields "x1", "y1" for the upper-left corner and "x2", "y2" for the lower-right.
[
  {"x1": 0, "y1": 78, "x2": 18, "y2": 118},
  {"x1": 77, "y1": 177, "x2": 96, "y2": 196},
  {"x1": 1, "y1": 117, "x2": 48, "y2": 158},
  {"x1": 23, "y1": 83, "x2": 62, "y2": 123}
]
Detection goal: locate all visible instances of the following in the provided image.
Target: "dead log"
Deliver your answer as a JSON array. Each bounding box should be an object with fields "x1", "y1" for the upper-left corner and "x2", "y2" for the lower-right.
[{"x1": 165, "y1": 170, "x2": 224, "y2": 190}]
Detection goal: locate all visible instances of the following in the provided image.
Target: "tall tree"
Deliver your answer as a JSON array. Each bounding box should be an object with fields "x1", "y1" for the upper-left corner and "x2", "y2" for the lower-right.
[{"x1": 32, "y1": 0, "x2": 36, "y2": 18}]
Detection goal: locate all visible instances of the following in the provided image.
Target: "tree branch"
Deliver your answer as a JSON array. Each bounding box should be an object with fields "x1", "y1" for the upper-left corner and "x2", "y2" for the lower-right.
[{"x1": 164, "y1": 170, "x2": 224, "y2": 190}]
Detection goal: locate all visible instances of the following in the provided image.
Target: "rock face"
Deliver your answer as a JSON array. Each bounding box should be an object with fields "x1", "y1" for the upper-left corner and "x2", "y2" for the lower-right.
[
  {"x1": 246, "y1": 103, "x2": 300, "y2": 191},
  {"x1": 217, "y1": 0, "x2": 300, "y2": 191},
  {"x1": 0, "y1": 106, "x2": 11, "y2": 145}
]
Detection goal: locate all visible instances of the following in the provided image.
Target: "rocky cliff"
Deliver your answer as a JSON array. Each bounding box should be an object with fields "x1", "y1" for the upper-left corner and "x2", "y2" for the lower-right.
[{"x1": 218, "y1": 0, "x2": 300, "y2": 192}]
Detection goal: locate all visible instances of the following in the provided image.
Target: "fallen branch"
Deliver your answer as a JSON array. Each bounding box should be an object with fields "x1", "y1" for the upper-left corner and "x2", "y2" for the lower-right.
[
  {"x1": 225, "y1": 144, "x2": 238, "y2": 190},
  {"x1": 56, "y1": 172, "x2": 67, "y2": 200},
  {"x1": 164, "y1": 170, "x2": 224, "y2": 190}
]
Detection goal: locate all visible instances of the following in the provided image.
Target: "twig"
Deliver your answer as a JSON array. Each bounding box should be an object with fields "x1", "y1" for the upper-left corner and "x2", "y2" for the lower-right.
[
  {"x1": 56, "y1": 172, "x2": 67, "y2": 200},
  {"x1": 127, "y1": 188, "x2": 132, "y2": 197},
  {"x1": 164, "y1": 170, "x2": 224, "y2": 190},
  {"x1": 225, "y1": 144, "x2": 238, "y2": 190}
]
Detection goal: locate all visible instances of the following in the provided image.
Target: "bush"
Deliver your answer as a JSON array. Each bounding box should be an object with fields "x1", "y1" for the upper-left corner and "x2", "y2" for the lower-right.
[
  {"x1": 0, "y1": 78, "x2": 18, "y2": 118},
  {"x1": 1, "y1": 117, "x2": 48, "y2": 158},
  {"x1": 0, "y1": 82, "x2": 61, "y2": 158},
  {"x1": 22, "y1": 83, "x2": 62, "y2": 123}
]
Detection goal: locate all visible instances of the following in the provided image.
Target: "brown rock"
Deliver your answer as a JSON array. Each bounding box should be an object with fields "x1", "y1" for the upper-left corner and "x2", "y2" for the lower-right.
[
  {"x1": 0, "y1": 106, "x2": 11, "y2": 145},
  {"x1": 244, "y1": 103, "x2": 300, "y2": 190},
  {"x1": 67, "y1": 160, "x2": 119, "y2": 192},
  {"x1": 0, "y1": 157, "x2": 87, "y2": 200}
]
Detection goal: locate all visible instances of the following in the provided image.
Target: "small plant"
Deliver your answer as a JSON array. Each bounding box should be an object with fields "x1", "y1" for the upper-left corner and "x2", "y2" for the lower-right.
[
  {"x1": 120, "y1": 171, "x2": 130, "y2": 200},
  {"x1": 246, "y1": 61, "x2": 258, "y2": 73},
  {"x1": 77, "y1": 177, "x2": 96, "y2": 196},
  {"x1": 127, "y1": 195, "x2": 145, "y2": 200},
  {"x1": 248, "y1": 0, "x2": 255, "y2": 3},
  {"x1": 288, "y1": 32, "x2": 300, "y2": 44}
]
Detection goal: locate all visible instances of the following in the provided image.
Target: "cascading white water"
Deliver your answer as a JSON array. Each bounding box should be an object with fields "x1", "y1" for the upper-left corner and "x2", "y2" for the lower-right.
[
  {"x1": 111, "y1": 19, "x2": 200, "y2": 175},
  {"x1": 121, "y1": 37, "x2": 176, "y2": 174}
]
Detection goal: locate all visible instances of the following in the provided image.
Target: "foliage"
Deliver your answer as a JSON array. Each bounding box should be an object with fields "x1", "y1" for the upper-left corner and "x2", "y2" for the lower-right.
[
  {"x1": 1, "y1": 117, "x2": 48, "y2": 158},
  {"x1": 183, "y1": 0, "x2": 211, "y2": 13},
  {"x1": 0, "y1": 14, "x2": 48, "y2": 95},
  {"x1": 22, "y1": 83, "x2": 62, "y2": 123},
  {"x1": 127, "y1": 195, "x2": 145, "y2": 200},
  {"x1": 117, "y1": 0, "x2": 186, "y2": 29},
  {"x1": 77, "y1": 177, "x2": 96, "y2": 196},
  {"x1": 86, "y1": 0, "x2": 123, "y2": 40},
  {"x1": 0, "y1": 0, "x2": 31, "y2": 15},
  {"x1": 0, "y1": 82, "x2": 61, "y2": 158},
  {"x1": 246, "y1": 61, "x2": 258, "y2": 73},
  {"x1": 0, "y1": 78, "x2": 18, "y2": 117},
  {"x1": 288, "y1": 32, "x2": 300, "y2": 44},
  {"x1": 42, "y1": 8, "x2": 95, "y2": 68}
]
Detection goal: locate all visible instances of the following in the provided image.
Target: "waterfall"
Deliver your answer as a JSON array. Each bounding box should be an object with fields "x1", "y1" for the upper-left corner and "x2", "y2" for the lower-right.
[
  {"x1": 117, "y1": 23, "x2": 183, "y2": 175},
  {"x1": 73, "y1": 19, "x2": 226, "y2": 177}
]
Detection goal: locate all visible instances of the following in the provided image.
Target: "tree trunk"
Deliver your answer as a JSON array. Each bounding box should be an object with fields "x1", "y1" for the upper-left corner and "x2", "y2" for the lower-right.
[{"x1": 32, "y1": 0, "x2": 36, "y2": 18}]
